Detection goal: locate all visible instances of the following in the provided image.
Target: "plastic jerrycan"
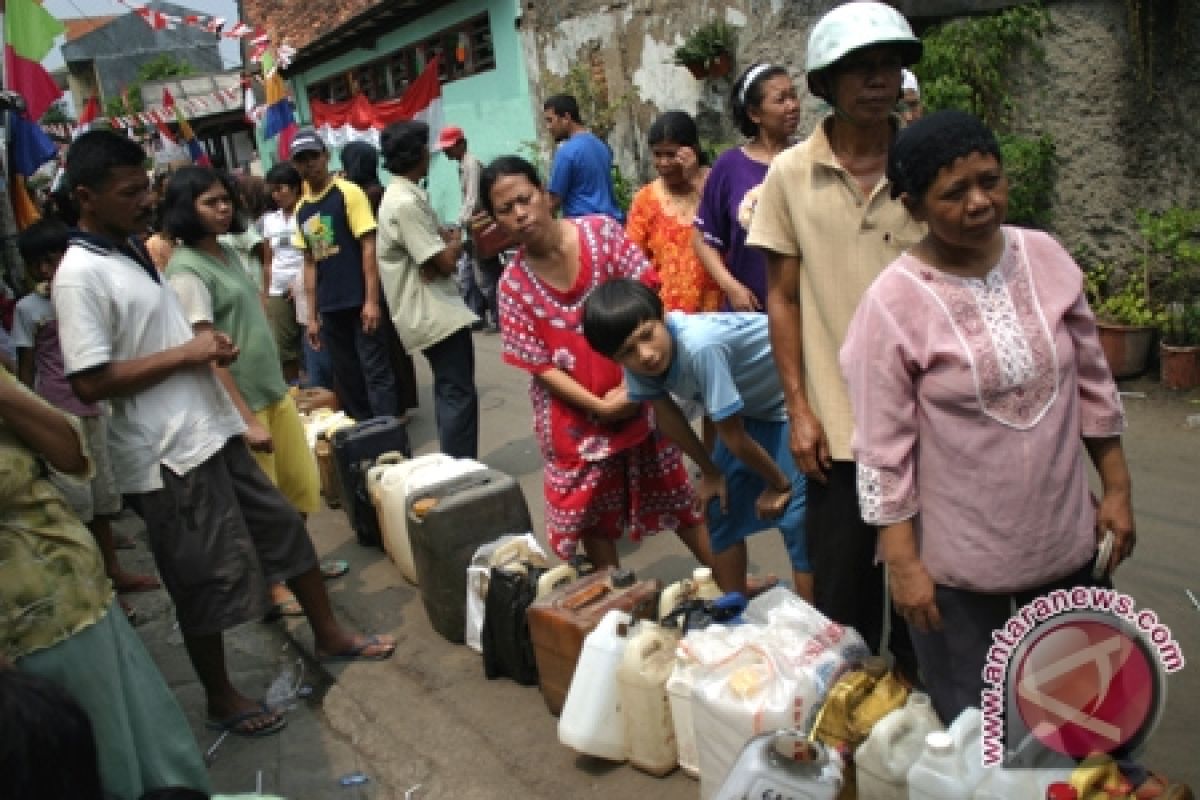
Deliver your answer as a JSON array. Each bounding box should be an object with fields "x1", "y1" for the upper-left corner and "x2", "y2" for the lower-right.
[
  {"x1": 712, "y1": 733, "x2": 843, "y2": 800},
  {"x1": 618, "y1": 621, "x2": 681, "y2": 776},
  {"x1": 377, "y1": 453, "x2": 458, "y2": 581},
  {"x1": 558, "y1": 609, "x2": 632, "y2": 761},
  {"x1": 660, "y1": 567, "x2": 722, "y2": 620},
  {"x1": 855, "y1": 692, "x2": 943, "y2": 800},
  {"x1": 367, "y1": 452, "x2": 406, "y2": 557},
  {"x1": 907, "y1": 731, "x2": 971, "y2": 800},
  {"x1": 947, "y1": 707, "x2": 985, "y2": 793},
  {"x1": 665, "y1": 643, "x2": 702, "y2": 779}
]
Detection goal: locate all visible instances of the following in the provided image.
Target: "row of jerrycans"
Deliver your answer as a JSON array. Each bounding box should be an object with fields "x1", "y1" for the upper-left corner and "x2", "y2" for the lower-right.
[
  {"x1": 354, "y1": 451, "x2": 532, "y2": 643},
  {"x1": 547, "y1": 567, "x2": 723, "y2": 776}
]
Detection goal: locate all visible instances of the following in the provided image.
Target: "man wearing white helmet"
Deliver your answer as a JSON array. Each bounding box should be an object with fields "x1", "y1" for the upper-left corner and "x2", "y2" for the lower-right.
[{"x1": 747, "y1": 1, "x2": 926, "y2": 678}]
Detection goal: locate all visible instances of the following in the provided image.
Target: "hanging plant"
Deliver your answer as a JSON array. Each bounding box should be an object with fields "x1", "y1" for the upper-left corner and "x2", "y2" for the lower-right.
[{"x1": 673, "y1": 21, "x2": 737, "y2": 80}]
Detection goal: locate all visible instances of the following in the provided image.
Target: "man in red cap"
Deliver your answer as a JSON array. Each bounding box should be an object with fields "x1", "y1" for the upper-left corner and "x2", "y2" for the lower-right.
[{"x1": 436, "y1": 126, "x2": 495, "y2": 332}]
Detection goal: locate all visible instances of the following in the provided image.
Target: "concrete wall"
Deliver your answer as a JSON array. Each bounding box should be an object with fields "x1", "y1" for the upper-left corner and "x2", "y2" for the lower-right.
[
  {"x1": 518, "y1": 0, "x2": 1200, "y2": 264},
  {"x1": 269, "y1": 0, "x2": 537, "y2": 223}
]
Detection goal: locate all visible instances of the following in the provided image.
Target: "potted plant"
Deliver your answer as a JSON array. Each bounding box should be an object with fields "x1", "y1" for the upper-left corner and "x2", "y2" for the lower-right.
[
  {"x1": 1138, "y1": 207, "x2": 1200, "y2": 389},
  {"x1": 673, "y1": 21, "x2": 736, "y2": 80},
  {"x1": 1085, "y1": 263, "x2": 1161, "y2": 379},
  {"x1": 1160, "y1": 302, "x2": 1200, "y2": 389}
]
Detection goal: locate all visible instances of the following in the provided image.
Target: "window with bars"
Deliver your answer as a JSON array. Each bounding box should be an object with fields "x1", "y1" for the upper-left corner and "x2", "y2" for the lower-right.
[{"x1": 308, "y1": 14, "x2": 495, "y2": 104}]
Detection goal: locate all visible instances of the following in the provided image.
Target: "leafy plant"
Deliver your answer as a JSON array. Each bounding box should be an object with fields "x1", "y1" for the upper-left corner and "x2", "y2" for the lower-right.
[
  {"x1": 998, "y1": 132, "x2": 1056, "y2": 229},
  {"x1": 546, "y1": 61, "x2": 632, "y2": 141},
  {"x1": 1136, "y1": 207, "x2": 1200, "y2": 305},
  {"x1": 1085, "y1": 262, "x2": 1163, "y2": 327},
  {"x1": 673, "y1": 21, "x2": 736, "y2": 69},
  {"x1": 917, "y1": 3, "x2": 1050, "y2": 126},
  {"x1": 1161, "y1": 302, "x2": 1200, "y2": 346},
  {"x1": 611, "y1": 164, "x2": 633, "y2": 213},
  {"x1": 918, "y1": 4, "x2": 1056, "y2": 228}
]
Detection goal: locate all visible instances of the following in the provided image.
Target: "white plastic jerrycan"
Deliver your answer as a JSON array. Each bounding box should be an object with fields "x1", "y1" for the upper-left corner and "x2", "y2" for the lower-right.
[
  {"x1": 665, "y1": 642, "x2": 702, "y2": 779},
  {"x1": 618, "y1": 621, "x2": 681, "y2": 776},
  {"x1": 558, "y1": 608, "x2": 631, "y2": 761},
  {"x1": 907, "y1": 731, "x2": 970, "y2": 800},
  {"x1": 855, "y1": 691, "x2": 943, "y2": 800},
  {"x1": 947, "y1": 706, "x2": 985, "y2": 792},
  {"x1": 712, "y1": 733, "x2": 843, "y2": 800}
]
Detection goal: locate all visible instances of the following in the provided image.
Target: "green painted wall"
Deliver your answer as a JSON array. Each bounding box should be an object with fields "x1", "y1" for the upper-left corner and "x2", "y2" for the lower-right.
[{"x1": 256, "y1": 0, "x2": 536, "y2": 224}]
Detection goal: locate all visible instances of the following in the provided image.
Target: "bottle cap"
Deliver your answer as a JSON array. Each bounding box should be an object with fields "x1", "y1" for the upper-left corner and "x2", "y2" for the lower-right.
[
  {"x1": 925, "y1": 730, "x2": 954, "y2": 754},
  {"x1": 611, "y1": 568, "x2": 635, "y2": 588},
  {"x1": 692, "y1": 566, "x2": 714, "y2": 583},
  {"x1": 1046, "y1": 784, "x2": 1079, "y2": 800}
]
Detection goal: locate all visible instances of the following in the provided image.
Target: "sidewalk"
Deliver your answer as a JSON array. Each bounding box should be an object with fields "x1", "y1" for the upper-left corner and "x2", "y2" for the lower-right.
[{"x1": 119, "y1": 338, "x2": 1200, "y2": 798}]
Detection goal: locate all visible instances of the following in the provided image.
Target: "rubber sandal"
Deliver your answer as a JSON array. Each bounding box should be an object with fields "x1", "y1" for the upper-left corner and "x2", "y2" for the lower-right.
[
  {"x1": 206, "y1": 702, "x2": 287, "y2": 738},
  {"x1": 319, "y1": 634, "x2": 396, "y2": 663},
  {"x1": 320, "y1": 559, "x2": 350, "y2": 579}
]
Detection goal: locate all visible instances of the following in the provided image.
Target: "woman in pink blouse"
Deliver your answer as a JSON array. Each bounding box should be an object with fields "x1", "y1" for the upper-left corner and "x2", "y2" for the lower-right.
[{"x1": 841, "y1": 112, "x2": 1137, "y2": 727}]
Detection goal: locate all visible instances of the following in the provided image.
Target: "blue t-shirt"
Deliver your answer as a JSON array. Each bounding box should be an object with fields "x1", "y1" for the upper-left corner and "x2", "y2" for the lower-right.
[
  {"x1": 625, "y1": 311, "x2": 785, "y2": 422},
  {"x1": 548, "y1": 131, "x2": 624, "y2": 222},
  {"x1": 294, "y1": 177, "x2": 377, "y2": 313}
]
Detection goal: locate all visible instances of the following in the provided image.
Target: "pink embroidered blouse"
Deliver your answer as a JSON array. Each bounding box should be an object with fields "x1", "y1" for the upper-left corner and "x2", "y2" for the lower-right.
[{"x1": 840, "y1": 227, "x2": 1125, "y2": 593}]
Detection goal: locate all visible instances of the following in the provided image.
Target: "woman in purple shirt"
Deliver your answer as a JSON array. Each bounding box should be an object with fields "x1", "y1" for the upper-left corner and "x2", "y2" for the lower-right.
[{"x1": 693, "y1": 63, "x2": 799, "y2": 311}]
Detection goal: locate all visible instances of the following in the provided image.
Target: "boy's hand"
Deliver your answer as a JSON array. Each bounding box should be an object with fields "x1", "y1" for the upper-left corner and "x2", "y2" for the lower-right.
[
  {"x1": 755, "y1": 485, "x2": 792, "y2": 520},
  {"x1": 696, "y1": 471, "x2": 728, "y2": 516},
  {"x1": 306, "y1": 318, "x2": 322, "y2": 351},
  {"x1": 361, "y1": 300, "x2": 381, "y2": 333}
]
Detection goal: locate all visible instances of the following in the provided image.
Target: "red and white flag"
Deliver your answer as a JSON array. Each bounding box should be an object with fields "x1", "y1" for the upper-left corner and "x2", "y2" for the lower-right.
[
  {"x1": 74, "y1": 95, "x2": 101, "y2": 137},
  {"x1": 310, "y1": 56, "x2": 444, "y2": 149}
]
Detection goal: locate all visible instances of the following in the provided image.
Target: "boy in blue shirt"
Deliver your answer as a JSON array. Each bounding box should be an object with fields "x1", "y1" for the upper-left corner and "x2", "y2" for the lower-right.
[{"x1": 584, "y1": 278, "x2": 810, "y2": 598}]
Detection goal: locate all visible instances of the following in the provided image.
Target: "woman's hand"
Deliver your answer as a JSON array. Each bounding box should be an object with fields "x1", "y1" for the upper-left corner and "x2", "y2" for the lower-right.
[
  {"x1": 1096, "y1": 487, "x2": 1135, "y2": 575},
  {"x1": 696, "y1": 471, "x2": 728, "y2": 516},
  {"x1": 887, "y1": 557, "x2": 942, "y2": 633},
  {"x1": 244, "y1": 420, "x2": 274, "y2": 453},
  {"x1": 723, "y1": 281, "x2": 761, "y2": 312},
  {"x1": 596, "y1": 385, "x2": 641, "y2": 423}
]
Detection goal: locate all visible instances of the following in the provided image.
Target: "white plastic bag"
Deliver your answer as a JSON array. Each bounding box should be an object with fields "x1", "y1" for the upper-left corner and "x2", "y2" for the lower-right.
[
  {"x1": 464, "y1": 533, "x2": 546, "y2": 653},
  {"x1": 691, "y1": 629, "x2": 819, "y2": 800}
]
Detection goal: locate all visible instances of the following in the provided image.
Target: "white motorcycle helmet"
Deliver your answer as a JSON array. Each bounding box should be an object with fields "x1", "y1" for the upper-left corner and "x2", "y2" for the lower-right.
[{"x1": 806, "y1": 2, "x2": 922, "y2": 98}]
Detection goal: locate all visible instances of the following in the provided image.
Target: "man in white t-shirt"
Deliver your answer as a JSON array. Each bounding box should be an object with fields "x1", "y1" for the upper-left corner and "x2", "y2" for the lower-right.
[
  {"x1": 262, "y1": 162, "x2": 311, "y2": 383},
  {"x1": 53, "y1": 130, "x2": 396, "y2": 739}
]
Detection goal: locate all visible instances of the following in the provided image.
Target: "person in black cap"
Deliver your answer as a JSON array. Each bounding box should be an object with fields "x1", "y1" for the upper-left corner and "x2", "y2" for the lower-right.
[{"x1": 290, "y1": 128, "x2": 399, "y2": 421}]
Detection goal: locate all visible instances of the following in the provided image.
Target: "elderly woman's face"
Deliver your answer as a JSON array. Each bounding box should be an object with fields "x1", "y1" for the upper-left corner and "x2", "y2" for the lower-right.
[
  {"x1": 911, "y1": 151, "x2": 1008, "y2": 254},
  {"x1": 831, "y1": 45, "x2": 905, "y2": 126}
]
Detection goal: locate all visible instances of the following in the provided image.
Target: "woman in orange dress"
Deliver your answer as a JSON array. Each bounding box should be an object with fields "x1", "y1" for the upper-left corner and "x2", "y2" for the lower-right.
[{"x1": 626, "y1": 112, "x2": 721, "y2": 313}]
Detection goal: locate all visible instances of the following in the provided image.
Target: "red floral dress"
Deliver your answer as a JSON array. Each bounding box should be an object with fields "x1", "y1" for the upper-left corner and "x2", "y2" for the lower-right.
[{"x1": 499, "y1": 215, "x2": 702, "y2": 559}]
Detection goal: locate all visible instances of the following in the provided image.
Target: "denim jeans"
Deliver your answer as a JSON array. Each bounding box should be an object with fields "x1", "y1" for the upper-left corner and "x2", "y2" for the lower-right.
[
  {"x1": 422, "y1": 325, "x2": 478, "y2": 459},
  {"x1": 319, "y1": 306, "x2": 398, "y2": 421},
  {"x1": 301, "y1": 333, "x2": 334, "y2": 390}
]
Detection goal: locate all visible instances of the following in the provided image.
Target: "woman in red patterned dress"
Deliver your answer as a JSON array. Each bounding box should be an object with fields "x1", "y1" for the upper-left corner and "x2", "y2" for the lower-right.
[{"x1": 481, "y1": 156, "x2": 714, "y2": 569}]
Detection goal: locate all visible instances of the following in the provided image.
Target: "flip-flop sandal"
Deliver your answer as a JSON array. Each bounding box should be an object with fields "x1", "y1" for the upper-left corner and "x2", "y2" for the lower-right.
[
  {"x1": 319, "y1": 634, "x2": 397, "y2": 663},
  {"x1": 263, "y1": 597, "x2": 304, "y2": 622},
  {"x1": 320, "y1": 559, "x2": 350, "y2": 579},
  {"x1": 206, "y1": 702, "x2": 287, "y2": 738}
]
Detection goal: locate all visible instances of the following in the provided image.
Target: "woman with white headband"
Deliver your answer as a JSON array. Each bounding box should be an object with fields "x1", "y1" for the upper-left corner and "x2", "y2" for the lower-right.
[{"x1": 693, "y1": 62, "x2": 799, "y2": 313}]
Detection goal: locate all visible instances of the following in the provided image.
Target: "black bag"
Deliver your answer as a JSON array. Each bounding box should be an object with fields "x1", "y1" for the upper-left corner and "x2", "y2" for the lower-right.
[
  {"x1": 331, "y1": 416, "x2": 411, "y2": 548},
  {"x1": 481, "y1": 565, "x2": 544, "y2": 685}
]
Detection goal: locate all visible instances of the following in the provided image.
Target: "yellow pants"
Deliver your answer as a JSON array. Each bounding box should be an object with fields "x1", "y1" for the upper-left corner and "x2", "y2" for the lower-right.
[{"x1": 252, "y1": 394, "x2": 321, "y2": 514}]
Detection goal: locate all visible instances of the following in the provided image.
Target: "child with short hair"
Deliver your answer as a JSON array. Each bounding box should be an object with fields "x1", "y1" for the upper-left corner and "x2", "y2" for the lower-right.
[
  {"x1": 14, "y1": 218, "x2": 161, "y2": 607},
  {"x1": 584, "y1": 277, "x2": 811, "y2": 598}
]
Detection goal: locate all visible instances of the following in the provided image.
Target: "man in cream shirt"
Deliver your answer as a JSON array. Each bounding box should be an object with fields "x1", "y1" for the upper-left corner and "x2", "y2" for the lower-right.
[{"x1": 376, "y1": 120, "x2": 480, "y2": 459}]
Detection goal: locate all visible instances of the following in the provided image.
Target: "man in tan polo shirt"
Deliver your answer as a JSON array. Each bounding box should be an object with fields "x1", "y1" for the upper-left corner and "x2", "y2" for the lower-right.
[{"x1": 747, "y1": 1, "x2": 926, "y2": 678}]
